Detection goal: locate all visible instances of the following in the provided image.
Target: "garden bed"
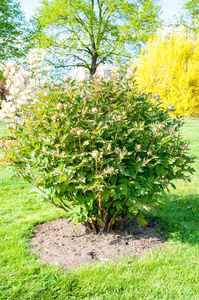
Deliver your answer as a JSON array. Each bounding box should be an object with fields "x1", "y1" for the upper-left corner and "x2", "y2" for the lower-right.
[{"x1": 31, "y1": 218, "x2": 166, "y2": 269}]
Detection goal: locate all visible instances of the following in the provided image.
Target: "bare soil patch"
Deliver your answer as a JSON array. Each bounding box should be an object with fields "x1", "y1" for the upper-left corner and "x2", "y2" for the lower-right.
[{"x1": 30, "y1": 218, "x2": 166, "y2": 269}]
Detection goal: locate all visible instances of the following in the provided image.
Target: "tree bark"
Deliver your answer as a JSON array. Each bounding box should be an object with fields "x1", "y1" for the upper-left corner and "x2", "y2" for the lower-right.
[{"x1": 90, "y1": 54, "x2": 98, "y2": 76}]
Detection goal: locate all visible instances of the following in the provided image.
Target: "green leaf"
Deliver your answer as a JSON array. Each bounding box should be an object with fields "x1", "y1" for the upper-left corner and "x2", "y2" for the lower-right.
[
  {"x1": 137, "y1": 215, "x2": 148, "y2": 227},
  {"x1": 170, "y1": 182, "x2": 176, "y2": 189},
  {"x1": 113, "y1": 201, "x2": 122, "y2": 209}
]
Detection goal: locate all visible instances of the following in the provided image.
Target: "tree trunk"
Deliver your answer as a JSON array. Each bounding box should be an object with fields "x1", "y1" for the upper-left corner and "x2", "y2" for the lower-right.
[
  {"x1": 90, "y1": 55, "x2": 98, "y2": 76},
  {"x1": 90, "y1": 41, "x2": 98, "y2": 76}
]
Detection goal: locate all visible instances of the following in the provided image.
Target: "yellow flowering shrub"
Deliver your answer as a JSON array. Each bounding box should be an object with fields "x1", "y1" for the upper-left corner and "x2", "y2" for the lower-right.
[{"x1": 134, "y1": 29, "x2": 199, "y2": 117}]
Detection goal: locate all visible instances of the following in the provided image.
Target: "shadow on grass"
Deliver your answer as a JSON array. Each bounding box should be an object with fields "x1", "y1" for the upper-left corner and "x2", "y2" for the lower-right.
[{"x1": 154, "y1": 194, "x2": 199, "y2": 245}]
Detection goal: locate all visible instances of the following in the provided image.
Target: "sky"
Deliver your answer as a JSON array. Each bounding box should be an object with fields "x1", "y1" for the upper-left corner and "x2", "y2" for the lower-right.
[
  {"x1": 19, "y1": 0, "x2": 187, "y2": 22},
  {"x1": 161, "y1": 0, "x2": 186, "y2": 20}
]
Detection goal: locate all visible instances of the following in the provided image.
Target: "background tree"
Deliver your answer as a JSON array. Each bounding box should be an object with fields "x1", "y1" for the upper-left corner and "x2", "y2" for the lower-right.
[
  {"x1": 34, "y1": 0, "x2": 161, "y2": 76},
  {"x1": 0, "y1": 0, "x2": 31, "y2": 61},
  {"x1": 181, "y1": 0, "x2": 199, "y2": 33},
  {"x1": 134, "y1": 29, "x2": 199, "y2": 117}
]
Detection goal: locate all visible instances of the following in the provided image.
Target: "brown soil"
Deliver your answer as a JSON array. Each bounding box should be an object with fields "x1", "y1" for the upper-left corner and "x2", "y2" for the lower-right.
[{"x1": 30, "y1": 218, "x2": 166, "y2": 269}]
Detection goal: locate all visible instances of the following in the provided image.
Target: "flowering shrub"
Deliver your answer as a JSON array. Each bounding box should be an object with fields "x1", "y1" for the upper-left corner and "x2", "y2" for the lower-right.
[
  {"x1": 0, "y1": 70, "x2": 195, "y2": 233},
  {"x1": 0, "y1": 49, "x2": 49, "y2": 121},
  {"x1": 134, "y1": 29, "x2": 199, "y2": 117}
]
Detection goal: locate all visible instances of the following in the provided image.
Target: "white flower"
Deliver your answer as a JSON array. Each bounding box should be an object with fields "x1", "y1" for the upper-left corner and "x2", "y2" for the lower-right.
[
  {"x1": 40, "y1": 80, "x2": 47, "y2": 87},
  {"x1": 64, "y1": 75, "x2": 70, "y2": 81},
  {"x1": 10, "y1": 67, "x2": 15, "y2": 75},
  {"x1": 19, "y1": 119, "x2": 25, "y2": 125},
  {"x1": 6, "y1": 95, "x2": 14, "y2": 101},
  {"x1": 37, "y1": 62, "x2": 42, "y2": 68},
  {"x1": 44, "y1": 66, "x2": 51, "y2": 72},
  {"x1": 104, "y1": 167, "x2": 114, "y2": 174},
  {"x1": 92, "y1": 107, "x2": 98, "y2": 113},
  {"x1": 92, "y1": 150, "x2": 99, "y2": 158},
  {"x1": 52, "y1": 114, "x2": 59, "y2": 122},
  {"x1": 30, "y1": 49, "x2": 38, "y2": 55},
  {"x1": 126, "y1": 73, "x2": 132, "y2": 78},
  {"x1": 77, "y1": 130, "x2": 83, "y2": 136},
  {"x1": 14, "y1": 78, "x2": 24, "y2": 87},
  {"x1": 0, "y1": 49, "x2": 49, "y2": 123},
  {"x1": 23, "y1": 71, "x2": 31, "y2": 77},
  {"x1": 6, "y1": 62, "x2": 14, "y2": 68},
  {"x1": 57, "y1": 103, "x2": 63, "y2": 109},
  {"x1": 136, "y1": 144, "x2": 141, "y2": 150}
]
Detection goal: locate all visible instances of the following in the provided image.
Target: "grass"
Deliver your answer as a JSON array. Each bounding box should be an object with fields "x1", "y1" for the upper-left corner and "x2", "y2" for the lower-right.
[{"x1": 0, "y1": 120, "x2": 199, "y2": 299}]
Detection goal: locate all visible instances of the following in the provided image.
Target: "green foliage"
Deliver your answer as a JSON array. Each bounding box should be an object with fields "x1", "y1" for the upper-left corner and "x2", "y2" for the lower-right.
[
  {"x1": 0, "y1": 120, "x2": 199, "y2": 299},
  {"x1": 181, "y1": 0, "x2": 199, "y2": 33},
  {"x1": 0, "y1": 69, "x2": 5, "y2": 82},
  {"x1": 0, "y1": 0, "x2": 31, "y2": 61},
  {"x1": 34, "y1": 0, "x2": 161, "y2": 75},
  {"x1": 0, "y1": 71, "x2": 195, "y2": 232}
]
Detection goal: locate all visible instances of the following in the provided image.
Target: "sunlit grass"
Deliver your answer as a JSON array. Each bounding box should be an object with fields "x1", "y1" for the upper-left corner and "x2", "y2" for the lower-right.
[{"x1": 0, "y1": 120, "x2": 199, "y2": 299}]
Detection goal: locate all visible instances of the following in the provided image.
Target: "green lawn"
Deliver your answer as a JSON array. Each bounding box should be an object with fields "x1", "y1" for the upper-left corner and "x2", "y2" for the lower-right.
[{"x1": 0, "y1": 120, "x2": 199, "y2": 300}]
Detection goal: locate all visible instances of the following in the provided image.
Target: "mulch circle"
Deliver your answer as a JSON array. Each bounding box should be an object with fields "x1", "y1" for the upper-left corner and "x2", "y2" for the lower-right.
[{"x1": 30, "y1": 218, "x2": 166, "y2": 269}]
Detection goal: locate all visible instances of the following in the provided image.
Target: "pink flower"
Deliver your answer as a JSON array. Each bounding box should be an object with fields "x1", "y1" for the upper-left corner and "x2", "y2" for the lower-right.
[
  {"x1": 153, "y1": 127, "x2": 159, "y2": 133},
  {"x1": 83, "y1": 96, "x2": 89, "y2": 101},
  {"x1": 77, "y1": 130, "x2": 82, "y2": 136},
  {"x1": 183, "y1": 143, "x2": 188, "y2": 150},
  {"x1": 64, "y1": 76, "x2": 70, "y2": 81},
  {"x1": 167, "y1": 105, "x2": 173, "y2": 110},
  {"x1": 57, "y1": 103, "x2": 63, "y2": 109},
  {"x1": 114, "y1": 147, "x2": 120, "y2": 154},
  {"x1": 92, "y1": 150, "x2": 99, "y2": 158},
  {"x1": 65, "y1": 84, "x2": 70, "y2": 93},
  {"x1": 19, "y1": 119, "x2": 25, "y2": 125},
  {"x1": 136, "y1": 144, "x2": 141, "y2": 150},
  {"x1": 170, "y1": 126, "x2": 175, "y2": 132},
  {"x1": 154, "y1": 94, "x2": 160, "y2": 99},
  {"x1": 104, "y1": 167, "x2": 114, "y2": 174},
  {"x1": 158, "y1": 124, "x2": 163, "y2": 130},
  {"x1": 0, "y1": 139, "x2": 5, "y2": 144},
  {"x1": 126, "y1": 73, "x2": 132, "y2": 78},
  {"x1": 70, "y1": 129, "x2": 76, "y2": 134},
  {"x1": 117, "y1": 115, "x2": 122, "y2": 121},
  {"x1": 148, "y1": 150, "x2": 153, "y2": 155},
  {"x1": 52, "y1": 114, "x2": 59, "y2": 122},
  {"x1": 92, "y1": 107, "x2": 98, "y2": 113}
]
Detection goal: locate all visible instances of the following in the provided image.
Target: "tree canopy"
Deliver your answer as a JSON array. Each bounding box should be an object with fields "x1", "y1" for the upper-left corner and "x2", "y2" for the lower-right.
[
  {"x1": 0, "y1": 0, "x2": 30, "y2": 61},
  {"x1": 34, "y1": 0, "x2": 162, "y2": 76},
  {"x1": 182, "y1": 0, "x2": 199, "y2": 33}
]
